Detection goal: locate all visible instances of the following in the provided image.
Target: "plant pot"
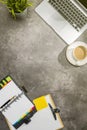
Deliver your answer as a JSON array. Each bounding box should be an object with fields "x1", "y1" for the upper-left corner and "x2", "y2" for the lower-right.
[{"x1": 15, "y1": 8, "x2": 28, "y2": 18}]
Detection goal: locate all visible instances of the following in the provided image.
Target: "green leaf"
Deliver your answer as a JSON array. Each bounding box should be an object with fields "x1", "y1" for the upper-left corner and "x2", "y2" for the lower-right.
[
  {"x1": 11, "y1": 9, "x2": 16, "y2": 18},
  {"x1": 0, "y1": 0, "x2": 33, "y2": 18}
]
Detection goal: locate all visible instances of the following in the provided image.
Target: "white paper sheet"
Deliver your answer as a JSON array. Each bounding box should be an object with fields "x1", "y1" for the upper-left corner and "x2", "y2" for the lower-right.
[
  {"x1": 0, "y1": 80, "x2": 21, "y2": 107},
  {"x1": 3, "y1": 94, "x2": 34, "y2": 124},
  {"x1": 0, "y1": 80, "x2": 34, "y2": 125}
]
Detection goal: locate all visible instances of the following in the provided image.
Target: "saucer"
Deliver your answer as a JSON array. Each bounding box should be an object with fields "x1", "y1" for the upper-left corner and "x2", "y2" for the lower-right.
[{"x1": 66, "y1": 41, "x2": 87, "y2": 66}]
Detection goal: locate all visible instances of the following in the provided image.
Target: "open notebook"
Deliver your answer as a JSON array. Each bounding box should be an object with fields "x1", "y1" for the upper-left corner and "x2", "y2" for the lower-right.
[
  {"x1": 0, "y1": 76, "x2": 36, "y2": 129},
  {"x1": 7, "y1": 94, "x2": 64, "y2": 130}
]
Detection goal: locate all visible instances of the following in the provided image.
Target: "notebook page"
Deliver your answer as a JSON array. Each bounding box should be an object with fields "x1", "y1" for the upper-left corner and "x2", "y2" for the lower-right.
[
  {"x1": 0, "y1": 80, "x2": 22, "y2": 107},
  {"x1": 2, "y1": 94, "x2": 34, "y2": 124}
]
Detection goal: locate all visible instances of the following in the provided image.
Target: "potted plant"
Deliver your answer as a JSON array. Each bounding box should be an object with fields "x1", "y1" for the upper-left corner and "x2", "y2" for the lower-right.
[{"x1": 0, "y1": 0, "x2": 32, "y2": 18}]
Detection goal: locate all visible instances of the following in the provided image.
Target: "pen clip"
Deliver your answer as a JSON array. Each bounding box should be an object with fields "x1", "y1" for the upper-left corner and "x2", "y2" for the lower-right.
[
  {"x1": 21, "y1": 86, "x2": 28, "y2": 93},
  {"x1": 48, "y1": 103, "x2": 60, "y2": 120}
]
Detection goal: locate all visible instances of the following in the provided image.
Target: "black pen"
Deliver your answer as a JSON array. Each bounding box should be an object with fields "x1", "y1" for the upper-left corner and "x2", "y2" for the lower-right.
[
  {"x1": 48, "y1": 103, "x2": 60, "y2": 120},
  {"x1": 0, "y1": 96, "x2": 16, "y2": 108}
]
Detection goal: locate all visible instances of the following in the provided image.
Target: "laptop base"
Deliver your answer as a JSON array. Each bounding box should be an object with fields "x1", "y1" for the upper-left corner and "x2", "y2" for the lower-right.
[{"x1": 35, "y1": 0, "x2": 87, "y2": 45}]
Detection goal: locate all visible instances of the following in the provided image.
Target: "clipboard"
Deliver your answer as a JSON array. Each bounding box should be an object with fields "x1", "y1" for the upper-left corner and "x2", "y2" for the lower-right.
[
  {"x1": 6, "y1": 94, "x2": 64, "y2": 130},
  {"x1": 33, "y1": 94, "x2": 64, "y2": 129}
]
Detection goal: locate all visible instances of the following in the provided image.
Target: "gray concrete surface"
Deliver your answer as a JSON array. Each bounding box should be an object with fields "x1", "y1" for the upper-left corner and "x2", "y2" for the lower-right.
[{"x1": 0, "y1": 1, "x2": 87, "y2": 130}]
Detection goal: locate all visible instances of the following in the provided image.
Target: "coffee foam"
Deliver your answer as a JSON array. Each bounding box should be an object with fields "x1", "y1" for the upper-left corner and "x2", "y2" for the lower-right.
[{"x1": 74, "y1": 46, "x2": 87, "y2": 60}]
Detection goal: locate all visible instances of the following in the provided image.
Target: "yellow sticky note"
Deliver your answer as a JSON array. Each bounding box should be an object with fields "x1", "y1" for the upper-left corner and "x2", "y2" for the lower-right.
[{"x1": 33, "y1": 96, "x2": 48, "y2": 111}]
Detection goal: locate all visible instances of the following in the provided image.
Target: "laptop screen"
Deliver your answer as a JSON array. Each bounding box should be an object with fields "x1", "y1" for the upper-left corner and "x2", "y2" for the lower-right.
[{"x1": 78, "y1": 0, "x2": 87, "y2": 9}]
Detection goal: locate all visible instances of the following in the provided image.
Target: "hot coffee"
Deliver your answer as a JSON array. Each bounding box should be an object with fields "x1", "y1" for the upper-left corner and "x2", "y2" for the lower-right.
[{"x1": 73, "y1": 46, "x2": 87, "y2": 60}]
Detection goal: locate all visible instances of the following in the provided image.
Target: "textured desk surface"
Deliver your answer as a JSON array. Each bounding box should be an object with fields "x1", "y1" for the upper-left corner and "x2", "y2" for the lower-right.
[{"x1": 0, "y1": 0, "x2": 87, "y2": 130}]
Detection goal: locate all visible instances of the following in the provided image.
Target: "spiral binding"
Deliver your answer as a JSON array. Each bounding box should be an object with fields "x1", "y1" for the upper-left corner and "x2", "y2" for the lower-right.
[{"x1": 0, "y1": 92, "x2": 24, "y2": 112}]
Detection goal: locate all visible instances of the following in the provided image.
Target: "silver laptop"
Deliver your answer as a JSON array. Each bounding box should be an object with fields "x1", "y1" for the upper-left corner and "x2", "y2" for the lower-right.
[{"x1": 35, "y1": 0, "x2": 87, "y2": 44}]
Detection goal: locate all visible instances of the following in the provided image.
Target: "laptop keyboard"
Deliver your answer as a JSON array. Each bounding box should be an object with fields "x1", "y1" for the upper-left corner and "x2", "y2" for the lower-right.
[{"x1": 49, "y1": 0, "x2": 87, "y2": 31}]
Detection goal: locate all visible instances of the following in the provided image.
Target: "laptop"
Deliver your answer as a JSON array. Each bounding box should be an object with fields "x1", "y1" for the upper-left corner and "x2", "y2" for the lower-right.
[{"x1": 35, "y1": 0, "x2": 87, "y2": 44}]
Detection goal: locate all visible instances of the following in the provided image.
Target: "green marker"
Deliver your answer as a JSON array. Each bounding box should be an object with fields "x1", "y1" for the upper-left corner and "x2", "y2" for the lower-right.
[
  {"x1": 6, "y1": 76, "x2": 12, "y2": 82},
  {"x1": 0, "y1": 83, "x2": 3, "y2": 89}
]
